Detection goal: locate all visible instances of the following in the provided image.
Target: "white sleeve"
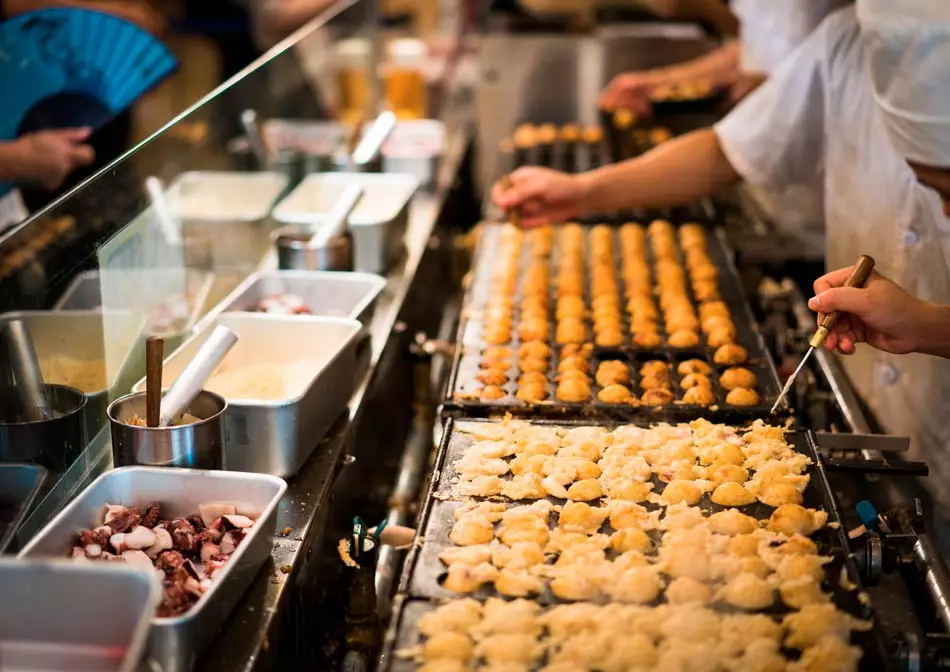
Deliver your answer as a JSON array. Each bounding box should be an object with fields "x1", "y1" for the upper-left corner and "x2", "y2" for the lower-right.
[{"x1": 714, "y1": 16, "x2": 831, "y2": 188}]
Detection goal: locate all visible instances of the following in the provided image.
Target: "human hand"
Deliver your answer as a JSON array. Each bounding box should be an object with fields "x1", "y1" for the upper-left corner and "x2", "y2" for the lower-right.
[
  {"x1": 599, "y1": 71, "x2": 662, "y2": 116},
  {"x1": 13, "y1": 128, "x2": 95, "y2": 191},
  {"x1": 807, "y1": 267, "x2": 931, "y2": 355},
  {"x1": 86, "y1": 0, "x2": 166, "y2": 35},
  {"x1": 491, "y1": 167, "x2": 589, "y2": 228}
]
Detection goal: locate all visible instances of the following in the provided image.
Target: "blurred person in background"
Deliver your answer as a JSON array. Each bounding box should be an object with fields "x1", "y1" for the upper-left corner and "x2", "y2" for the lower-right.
[
  {"x1": 244, "y1": 0, "x2": 337, "y2": 50},
  {"x1": 494, "y1": 1, "x2": 950, "y2": 521}
]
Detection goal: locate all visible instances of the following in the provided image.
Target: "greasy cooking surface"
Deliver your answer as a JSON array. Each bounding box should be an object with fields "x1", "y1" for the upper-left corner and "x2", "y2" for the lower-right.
[
  {"x1": 385, "y1": 419, "x2": 887, "y2": 671},
  {"x1": 445, "y1": 223, "x2": 781, "y2": 422}
]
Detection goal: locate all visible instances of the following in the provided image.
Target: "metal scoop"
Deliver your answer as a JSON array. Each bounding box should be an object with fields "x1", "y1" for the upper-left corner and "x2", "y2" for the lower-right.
[
  {"x1": 159, "y1": 325, "x2": 238, "y2": 427},
  {"x1": 3, "y1": 320, "x2": 53, "y2": 421}
]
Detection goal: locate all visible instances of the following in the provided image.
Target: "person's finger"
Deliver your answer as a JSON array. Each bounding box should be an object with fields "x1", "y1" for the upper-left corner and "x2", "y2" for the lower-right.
[
  {"x1": 808, "y1": 286, "x2": 873, "y2": 321},
  {"x1": 812, "y1": 265, "x2": 856, "y2": 297},
  {"x1": 57, "y1": 127, "x2": 93, "y2": 142},
  {"x1": 69, "y1": 144, "x2": 95, "y2": 167},
  {"x1": 837, "y1": 335, "x2": 855, "y2": 354},
  {"x1": 823, "y1": 329, "x2": 839, "y2": 351}
]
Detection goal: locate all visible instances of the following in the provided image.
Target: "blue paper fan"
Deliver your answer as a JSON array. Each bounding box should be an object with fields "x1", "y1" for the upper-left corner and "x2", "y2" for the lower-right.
[{"x1": 0, "y1": 8, "x2": 177, "y2": 196}]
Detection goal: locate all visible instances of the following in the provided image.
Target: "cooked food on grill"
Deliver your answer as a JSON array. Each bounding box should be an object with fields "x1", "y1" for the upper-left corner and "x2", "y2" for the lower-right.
[
  {"x1": 715, "y1": 344, "x2": 750, "y2": 366},
  {"x1": 720, "y1": 367, "x2": 758, "y2": 391},
  {"x1": 726, "y1": 387, "x2": 760, "y2": 406}
]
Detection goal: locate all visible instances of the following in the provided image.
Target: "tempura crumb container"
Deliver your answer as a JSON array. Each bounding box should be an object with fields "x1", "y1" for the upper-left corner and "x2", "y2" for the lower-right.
[
  {"x1": 20, "y1": 466, "x2": 287, "y2": 672},
  {"x1": 272, "y1": 173, "x2": 419, "y2": 275},
  {"x1": 133, "y1": 313, "x2": 362, "y2": 477}
]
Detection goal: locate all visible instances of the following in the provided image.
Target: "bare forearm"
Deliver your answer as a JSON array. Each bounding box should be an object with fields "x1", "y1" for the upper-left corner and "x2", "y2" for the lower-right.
[
  {"x1": 578, "y1": 128, "x2": 740, "y2": 212},
  {"x1": 660, "y1": 41, "x2": 741, "y2": 86},
  {"x1": 671, "y1": 0, "x2": 739, "y2": 36},
  {"x1": 257, "y1": 0, "x2": 335, "y2": 36},
  {"x1": 915, "y1": 303, "x2": 950, "y2": 359},
  {"x1": 0, "y1": 143, "x2": 28, "y2": 182}
]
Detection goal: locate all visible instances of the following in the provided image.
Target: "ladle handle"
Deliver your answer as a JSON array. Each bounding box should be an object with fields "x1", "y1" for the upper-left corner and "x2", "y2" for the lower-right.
[
  {"x1": 351, "y1": 110, "x2": 397, "y2": 167},
  {"x1": 159, "y1": 325, "x2": 237, "y2": 427},
  {"x1": 310, "y1": 184, "x2": 364, "y2": 246},
  {"x1": 5, "y1": 320, "x2": 52, "y2": 421},
  {"x1": 145, "y1": 336, "x2": 164, "y2": 428},
  {"x1": 241, "y1": 109, "x2": 270, "y2": 168}
]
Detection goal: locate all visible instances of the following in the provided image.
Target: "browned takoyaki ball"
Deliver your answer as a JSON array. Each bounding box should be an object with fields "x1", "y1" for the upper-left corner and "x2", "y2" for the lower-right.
[
  {"x1": 701, "y1": 315, "x2": 734, "y2": 335},
  {"x1": 557, "y1": 355, "x2": 590, "y2": 374},
  {"x1": 677, "y1": 359, "x2": 711, "y2": 376},
  {"x1": 557, "y1": 379, "x2": 592, "y2": 403},
  {"x1": 518, "y1": 318, "x2": 550, "y2": 343},
  {"x1": 714, "y1": 344, "x2": 749, "y2": 366},
  {"x1": 682, "y1": 385, "x2": 716, "y2": 405},
  {"x1": 679, "y1": 373, "x2": 712, "y2": 390},
  {"x1": 537, "y1": 124, "x2": 558, "y2": 144},
  {"x1": 556, "y1": 318, "x2": 587, "y2": 345},
  {"x1": 632, "y1": 330, "x2": 662, "y2": 348},
  {"x1": 518, "y1": 371, "x2": 547, "y2": 387},
  {"x1": 517, "y1": 383, "x2": 548, "y2": 403},
  {"x1": 595, "y1": 328, "x2": 624, "y2": 348},
  {"x1": 641, "y1": 374, "x2": 672, "y2": 391},
  {"x1": 582, "y1": 126, "x2": 603, "y2": 144},
  {"x1": 706, "y1": 326, "x2": 737, "y2": 348},
  {"x1": 640, "y1": 360, "x2": 669, "y2": 377},
  {"x1": 560, "y1": 124, "x2": 581, "y2": 143},
  {"x1": 520, "y1": 357, "x2": 550, "y2": 374},
  {"x1": 627, "y1": 296, "x2": 658, "y2": 320},
  {"x1": 596, "y1": 361, "x2": 632, "y2": 387},
  {"x1": 557, "y1": 369, "x2": 590, "y2": 385},
  {"x1": 720, "y1": 367, "x2": 758, "y2": 391},
  {"x1": 668, "y1": 329, "x2": 700, "y2": 349},
  {"x1": 520, "y1": 296, "x2": 549, "y2": 314},
  {"x1": 557, "y1": 296, "x2": 586, "y2": 320},
  {"x1": 692, "y1": 281, "x2": 721, "y2": 302},
  {"x1": 483, "y1": 327, "x2": 511, "y2": 345},
  {"x1": 690, "y1": 263, "x2": 719, "y2": 283},
  {"x1": 519, "y1": 341, "x2": 551, "y2": 360},
  {"x1": 480, "y1": 346, "x2": 512, "y2": 363},
  {"x1": 641, "y1": 388, "x2": 675, "y2": 405},
  {"x1": 480, "y1": 385, "x2": 507, "y2": 401},
  {"x1": 726, "y1": 387, "x2": 759, "y2": 406},
  {"x1": 598, "y1": 384, "x2": 634, "y2": 404},
  {"x1": 477, "y1": 369, "x2": 508, "y2": 386},
  {"x1": 699, "y1": 301, "x2": 731, "y2": 322},
  {"x1": 557, "y1": 274, "x2": 585, "y2": 298}
]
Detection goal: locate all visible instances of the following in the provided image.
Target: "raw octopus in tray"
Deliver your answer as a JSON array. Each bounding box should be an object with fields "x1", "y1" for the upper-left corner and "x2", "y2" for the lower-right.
[{"x1": 70, "y1": 501, "x2": 256, "y2": 617}]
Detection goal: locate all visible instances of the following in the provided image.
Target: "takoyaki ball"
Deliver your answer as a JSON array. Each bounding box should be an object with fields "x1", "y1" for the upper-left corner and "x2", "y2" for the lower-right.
[
  {"x1": 591, "y1": 293, "x2": 620, "y2": 312},
  {"x1": 520, "y1": 296, "x2": 549, "y2": 314},
  {"x1": 652, "y1": 238, "x2": 678, "y2": 260},
  {"x1": 582, "y1": 126, "x2": 604, "y2": 144},
  {"x1": 692, "y1": 281, "x2": 721, "y2": 303},
  {"x1": 701, "y1": 315, "x2": 734, "y2": 335},
  {"x1": 557, "y1": 369, "x2": 590, "y2": 385},
  {"x1": 707, "y1": 326, "x2": 737, "y2": 348},
  {"x1": 699, "y1": 301, "x2": 731, "y2": 322},
  {"x1": 668, "y1": 329, "x2": 700, "y2": 348},
  {"x1": 598, "y1": 384, "x2": 634, "y2": 404},
  {"x1": 595, "y1": 328, "x2": 624, "y2": 348},
  {"x1": 591, "y1": 279, "x2": 619, "y2": 297},
  {"x1": 726, "y1": 387, "x2": 759, "y2": 406},
  {"x1": 594, "y1": 315, "x2": 622, "y2": 332},
  {"x1": 641, "y1": 388, "x2": 675, "y2": 405},
  {"x1": 518, "y1": 319, "x2": 550, "y2": 342},
  {"x1": 537, "y1": 124, "x2": 558, "y2": 144},
  {"x1": 679, "y1": 223, "x2": 706, "y2": 243},
  {"x1": 480, "y1": 385, "x2": 507, "y2": 401},
  {"x1": 632, "y1": 330, "x2": 662, "y2": 348},
  {"x1": 659, "y1": 293, "x2": 692, "y2": 313},
  {"x1": 512, "y1": 124, "x2": 536, "y2": 146},
  {"x1": 556, "y1": 274, "x2": 584, "y2": 297},
  {"x1": 682, "y1": 385, "x2": 716, "y2": 405},
  {"x1": 665, "y1": 313, "x2": 700, "y2": 334},
  {"x1": 714, "y1": 344, "x2": 749, "y2": 366},
  {"x1": 519, "y1": 357, "x2": 550, "y2": 374},
  {"x1": 649, "y1": 127, "x2": 672, "y2": 145},
  {"x1": 596, "y1": 361, "x2": 631, "y2": 387},
  {"x1": 592, "y1": 304, "x2": 621, "y2": 324},
  {"x1": 648, "y1": 219, "x2": 675, "y2": 237},
  {"x1": 690, "y1": 262, "x2": 719, "y2": 282},
  {"x1": 556, "y1": 295, "x2": 586, "y2": 320},
  {"x1": 624, "y1": 265, "x2": 651, "y2": 288},
  {"x1": 679, "y1": 373, "x2": 712, "y2": 390},
  {"x1": 483, "y1": 327, "x2": 511, "y2": 345},
  {"x1": 517, "y1": 383, "x2": 548, "y2": 403},
  {"x1": 560, "y1": 124, "x2": 581, "y2": 143},
  {"x1": 640, "y1": 360, "x2": 669, "y2": 378},
  {"x1": 518, "y1": 371, "x2": 547, "y2": 386},
  {"x1": 481, "y1": 346, "x2": 512, "y2": 362},
  {"x1": 561, "y1": 343, "x2": 593, "y2": 359},
  {"x1": 557, "y1": 355, "x2": 590, "y2": 374},
  {"x1": 557, "y1": 379, "x2": 591, "y2": 403},
  {"x1": 640, "y1": 373, "x2": 671, "y2": 391},
  {"x1": 677, "y1": 359, "x2": 711, "y2": 376},
  {"x1": 627, "y1": 296, "x2": 658, "y2": 319},
  {"x1": 477, "y1": 369, "x2": 508, "y2": 386},
  {"x1": 556, "y1": 318, "x2": 587, "y2": 345},
  {"x1": 720, "y1": 367, "x2": 758, "y2": 391},
  {"x1": 519, "y1": 306, "x2": 548, "y2": 322},
  {"x1": 519, "y1": 341, "x2": 551, "y2": 360},
  {"x1": 629, "y1": 317, "x2": 659, "y2": 335}
]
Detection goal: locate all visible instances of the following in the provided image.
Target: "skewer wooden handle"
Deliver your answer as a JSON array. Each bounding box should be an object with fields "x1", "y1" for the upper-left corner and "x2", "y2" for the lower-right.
[
  {"x1": 145, "y1": 337, "x2": 164, "y2": 428},
  {"x1": 500, "y1": 175, "x2": 520, "y2": 226},
  {"x1": 817, "y1": 254, "x2": 876, "y2": 334}
]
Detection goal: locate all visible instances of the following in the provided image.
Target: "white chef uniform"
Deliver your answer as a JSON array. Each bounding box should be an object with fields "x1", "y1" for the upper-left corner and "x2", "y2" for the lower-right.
[
  {"x1": 0, "y1": 188, "x2": 28, "y2": 234},
  {"x1": 729, "y1": 0, "x2": 850, "y2": 260},
  {"x1": 715, "y1": 7, "x2": 950, "y2": 507}
]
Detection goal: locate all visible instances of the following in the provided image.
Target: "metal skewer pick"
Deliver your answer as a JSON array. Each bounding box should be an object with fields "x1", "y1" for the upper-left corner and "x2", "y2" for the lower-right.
[{"x1": 771, "y1": 255, "x2": 876, "y2": 413}]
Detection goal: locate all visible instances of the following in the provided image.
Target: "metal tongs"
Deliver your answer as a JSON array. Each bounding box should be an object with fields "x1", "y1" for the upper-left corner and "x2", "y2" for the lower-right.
[{"x1": 772, "y1": 255, "x2": 875, "y2": 413}]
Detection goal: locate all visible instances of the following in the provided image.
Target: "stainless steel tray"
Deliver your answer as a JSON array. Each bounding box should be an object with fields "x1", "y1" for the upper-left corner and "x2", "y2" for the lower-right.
[
  {"x1": 0, "y1": 558, "x2": 159, "y2": 672},
  {"x1": 194, "y1": 270, "x2": 386, "y2": 334},
  {"x1": 0, "y1": 463, "x2": 47, "y2": 553},
  {"x1": 133, "y1": 313, "x2": 362, "y2": 477},
  {"x1": 19, "y1": 466, "x2": 287, "y2": 672},
  {"x1": 53, "y1": 269, "x2": 215, "y2": 350},
  {"x1": 166, "y1": 171, "x2": 290, "y2": 270},
  {"x1": 382, "y1": 120, "x2": 446, "y2": 189},
  {"x1": 272, "y1": 172, "x2": 419, "y2": 274},
  {"x1": 0, "y1": 310, "x2": 147, "y2": 436}
]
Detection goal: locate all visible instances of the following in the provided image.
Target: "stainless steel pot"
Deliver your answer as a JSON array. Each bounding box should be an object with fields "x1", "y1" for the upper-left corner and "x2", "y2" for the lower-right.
[{"x1": 272, "y1": 182, "x2": 363, "y2": 271}]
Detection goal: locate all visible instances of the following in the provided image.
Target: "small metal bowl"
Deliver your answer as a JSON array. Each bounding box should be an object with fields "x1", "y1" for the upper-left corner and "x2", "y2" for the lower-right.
[
  {"x1": 273, "y1": 225, "x2": 353, "y2": 272},
  {"x1": 107, "y1": 390, "x2": 227, "y2": 469},
  {"x1": 0, "y1": 384, "x2": 87, "y2": 471}
]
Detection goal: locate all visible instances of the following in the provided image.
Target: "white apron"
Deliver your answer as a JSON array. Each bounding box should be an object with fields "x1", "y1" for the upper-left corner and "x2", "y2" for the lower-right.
[
  {"x1": 717, "y1": 7, "x2": 950, "y2": 507},
  {"x1": 0, "y1": 189, "x2": 28, "y2": 234}
]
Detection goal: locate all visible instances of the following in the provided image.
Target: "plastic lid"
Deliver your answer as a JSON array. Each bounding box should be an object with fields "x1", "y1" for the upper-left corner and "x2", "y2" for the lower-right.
[{"x1": 856, "y1": 500, "x2": 879, "y2": 529}]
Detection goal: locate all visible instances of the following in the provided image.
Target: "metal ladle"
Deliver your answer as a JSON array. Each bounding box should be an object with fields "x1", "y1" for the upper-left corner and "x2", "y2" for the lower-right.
[
  {"x1": 158, "y1": 325, "x2": 238, "y2": 427},
  {"x1": 275, "y1": 183, "x2": 364, "y2": 272},
  {"x1": 3, "y1": 320, "x2": 53, "y2": 422}
]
